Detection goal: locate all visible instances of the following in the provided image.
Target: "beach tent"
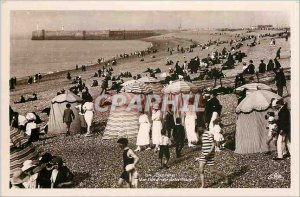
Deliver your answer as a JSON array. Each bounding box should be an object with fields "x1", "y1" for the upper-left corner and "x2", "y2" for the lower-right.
[
  {"x1": 102, "y1": 92, "x2": 140, "y2": 140},
  {"x1": 235, "y1": 90, "x2": 281, "y2": 154},
  {"x1": 48, "y1": 91, "x2": 82, "y2": 134}
]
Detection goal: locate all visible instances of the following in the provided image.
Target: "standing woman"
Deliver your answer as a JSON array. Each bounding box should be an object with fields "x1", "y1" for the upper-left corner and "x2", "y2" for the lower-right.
[
  {"x1": 75, "y1": 101, "x2": 87, "y2": 135},
  {"x1": 135, "y1": 110, "x2": 151, "y2": 152},
  {"x1": 151, "y1": 104, "x2": 162, "y2": 151},
  {"x1": 83, "y1": 101, "x2": 94, "y2": 137},
  {"x1": 184, "y1": 104, "x2": 198, "y2": 147}
]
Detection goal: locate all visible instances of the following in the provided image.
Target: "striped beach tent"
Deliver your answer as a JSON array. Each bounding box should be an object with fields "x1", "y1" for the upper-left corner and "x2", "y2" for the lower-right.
[
  {"x1": 102, "y1": 92, "x2": 140, "y2": 140},
  {"x1": 10, "y1": 128, "x2": 39, "y2": 178},
  {"x1": 48, "y1": 91, "x2": 82, "y2": 134},
  {"x1": 235, "y1": 90, "x2": 281, "y2": 154}
]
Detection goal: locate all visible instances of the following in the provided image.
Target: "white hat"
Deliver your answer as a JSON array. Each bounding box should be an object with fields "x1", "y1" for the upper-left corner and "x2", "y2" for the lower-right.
[
  {"x1": 22, "y1": 160, "x2": 36, "y2": 172},
  {"x1": 26, "y1": 113, "x2": 36, "y2": 121},
  {"x1": 272, "y1": 99, "x2": 279, "y2": 107},
  {"x1": 125, "y1": 164, "x2": 135, "y2": 172},
  {"x1": 153, "y1": 104, "x2": 160, "y2": 110},
  {"x1": 268, "y1": 116, "x2": 275, "y2": 122},
  {"x1": 10, "y1": 169, "x2": 27, "y2": 185}
]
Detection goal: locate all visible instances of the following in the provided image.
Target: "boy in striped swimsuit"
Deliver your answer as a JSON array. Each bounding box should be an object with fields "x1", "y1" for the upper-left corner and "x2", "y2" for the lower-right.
[{"x1": 197, "y1": 130, "x2": 229, "y2": 188}]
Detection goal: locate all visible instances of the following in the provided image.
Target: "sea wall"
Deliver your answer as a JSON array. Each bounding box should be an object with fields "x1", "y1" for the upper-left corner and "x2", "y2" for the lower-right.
[{"x1": 32, "y1": 30, "x2": 157, "y2": 40}]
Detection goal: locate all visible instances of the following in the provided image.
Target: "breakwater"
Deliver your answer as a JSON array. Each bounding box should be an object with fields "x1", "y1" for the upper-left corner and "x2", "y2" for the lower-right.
[{"x1": 32, "y1": 30, "x2": 158, "y2": 40}]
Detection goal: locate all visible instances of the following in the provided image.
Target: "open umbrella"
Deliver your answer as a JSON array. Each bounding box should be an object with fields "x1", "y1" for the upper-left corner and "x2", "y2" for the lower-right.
[
  {"x1": 121, "y1": 80, "x2": 138, "y2": 87},
  {"x1": 162, "y1": 80, "x2": 198, "y2": 94},
  {"x1": 236, "y1": 90, "x2": 281, "y2": 114},
  {"x1": 122, "y1": 81, "x2": 153, "y2": 94},
  {"x1": 235, "y1": 83, "x2": 274, "y2": 92},
  {"x1": 137, "y1": 77, "x2": 159, "y2": 83}
]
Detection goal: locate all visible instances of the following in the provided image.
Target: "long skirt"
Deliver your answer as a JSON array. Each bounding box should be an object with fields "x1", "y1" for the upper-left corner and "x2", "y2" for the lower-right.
[
  {"x1": 84, "y1": 111, "x2": 94, "y2": 133},
  {"x1": 185, "y1": 116, "x2": 198, "y2": 143},
  {"x1": 152, "y1": 121, "x2": 162, "y2": 145},
  {"x1": 79, "y1": 114, "x2": 87, "y2": 128},
  {"x1": 136, "y1": 123, "x2": 150, "y2": 146}
]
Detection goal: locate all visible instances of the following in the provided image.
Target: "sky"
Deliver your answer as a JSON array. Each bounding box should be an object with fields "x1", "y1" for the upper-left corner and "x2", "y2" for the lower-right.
[{"x1": 11, "y1": 11, "x2": 290, "y2": 37}]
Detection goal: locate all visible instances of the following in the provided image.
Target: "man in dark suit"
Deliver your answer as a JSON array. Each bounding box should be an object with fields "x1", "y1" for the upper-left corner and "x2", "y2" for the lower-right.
[
  {"x1": 247, "y1": 60, "x2": 255, "y2": 74},
  {"x1": 274, "y1": 68, "x2": 286, "y2": 97},
  {"x1": 272, "y1": 99, "x2": 290, "y2": 160},
  {"x1": 204, "y1": 91, "x2": 222, "y2": 128},
  {"x1": 163, "y1": 105, "x2": 175, "y2": 138},
  {"x1": 172, "y1": 118, "x2": 185, "y2": 158},
  {"x1": 258, "y1": 60, "x2": 266, "y2": 73}
]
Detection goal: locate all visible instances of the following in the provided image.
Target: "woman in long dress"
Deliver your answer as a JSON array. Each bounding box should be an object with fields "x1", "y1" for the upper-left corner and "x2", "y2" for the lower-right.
[
  {"x1": 75, "y1": 101, "x2": 87, "y2": 134},
  {"x1": 135, "y1": 111, "x2": 151, "y2": 151},
  {"x1": 209, "y1": 112, "x2": 219, "y2": 131},
  {"x1": 184, "y1": 105, "x2": 198, "y2": 147},
  {"x1": 151, "y1": 104, "x2": 162, "y2": 150},
  {"x1": 83, "y1": 102, "x2": 94, "y2": 137}
]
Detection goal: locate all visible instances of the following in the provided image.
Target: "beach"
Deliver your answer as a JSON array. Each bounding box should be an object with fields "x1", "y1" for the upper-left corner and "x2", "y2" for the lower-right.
[{"x1": 10, "y1": 29, "x2": 291, "y2": 188}]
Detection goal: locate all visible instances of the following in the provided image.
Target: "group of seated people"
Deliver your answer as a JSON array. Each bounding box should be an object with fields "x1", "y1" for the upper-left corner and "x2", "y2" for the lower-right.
[
  {"x1": 10, "y1": 108, "x2": 46, "y2": 143},
  {"x1": 10, "y1": 153, "x2": 73, "y2": 189},
  {"x1": 14, "y1": 93, "x2": 38, "y2": 104}
]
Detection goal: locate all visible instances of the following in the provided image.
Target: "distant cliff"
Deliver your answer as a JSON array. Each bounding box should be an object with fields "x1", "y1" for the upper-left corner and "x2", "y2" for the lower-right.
[{"x1": 32, "y1": 30, "x2": 158, "y2": 40}]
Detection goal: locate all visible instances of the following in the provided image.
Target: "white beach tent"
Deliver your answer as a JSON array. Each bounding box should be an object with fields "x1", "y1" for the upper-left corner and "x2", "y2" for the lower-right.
[
  {"x1": 48, "y1": 91, "x2": 82, "y2": 134},
  {"x1": 235, "y1": 90, "x2": 281, "y2": 154}
]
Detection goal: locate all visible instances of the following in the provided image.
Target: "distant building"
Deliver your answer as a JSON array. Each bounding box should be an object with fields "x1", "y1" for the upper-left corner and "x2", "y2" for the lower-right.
[{"x1": 257, "y1": 25, "x2": 273, "y2": 30}]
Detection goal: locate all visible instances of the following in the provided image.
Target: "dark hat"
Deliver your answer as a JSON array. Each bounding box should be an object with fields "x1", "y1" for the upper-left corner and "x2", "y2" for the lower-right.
[
  {"x1": 117, "y1": 138, "x2": 128, "y2": 145},
  {"x1": 39, "y1": 152, "x2": 53, "y2": 164},
  {"x1": 52, "y1": 156, "x2": 63, "y2": 166}
]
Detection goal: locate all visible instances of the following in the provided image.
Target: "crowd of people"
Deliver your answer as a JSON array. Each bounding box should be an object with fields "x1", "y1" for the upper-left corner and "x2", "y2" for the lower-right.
[
  {"x1": 10, "y1": 153, "x2": 73, "y2": 189},
  {"x1": 9, "y1": 29, "x2": 291, "y2": 189}
]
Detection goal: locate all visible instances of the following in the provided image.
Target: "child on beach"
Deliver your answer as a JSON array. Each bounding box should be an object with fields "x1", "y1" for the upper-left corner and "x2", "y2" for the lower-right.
[
  {"x1": 266, "y1": 116, "x2": 278, "y2": 151},
  {"x1": 211, "y1": 118, "x2": 225, "y2": 152},
  {"x1": 63, "y1": 103, "x2": 75, "y2": 136},
  {"x1": 117, "y1": 138, "x2": 139, "y2": 188},
  {"x1": 159, "y1": 129, "x2": 172, "y2": 169},
  {"x1": 196, "y1": 129, "x2": 229, "y2": 188}
]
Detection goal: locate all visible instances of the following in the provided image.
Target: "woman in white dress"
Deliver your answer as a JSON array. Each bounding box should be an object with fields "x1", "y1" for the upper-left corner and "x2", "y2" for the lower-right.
[
  {"x1": 209, "y1": 112, "x2": 219, "y2": 132},
  {"x1": 75, "y1": 101, "x2": 87, "y2": 134},
  {"x1": 184, "y1": 105, "x2": 198, "y2": 147},
  {"x1": 83, "y1": 102, "x2": 94, "y2": 137},
  {"x1": 151, "y1": 104, "x2": 162, "y2": 150},
  {"x1": 135, "y1": 111, "x2": 151, "y2": 151}
]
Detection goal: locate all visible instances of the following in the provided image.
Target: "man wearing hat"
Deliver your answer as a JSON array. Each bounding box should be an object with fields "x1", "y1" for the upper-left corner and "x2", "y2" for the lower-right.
[
  {"x1": 50, "y1": 156, "x2": 74, "y2": 188},
  {"x1": 258, "y1": 60, "x2": 266, "y2": 73},
  {"x1": 272, "y1": 99, "x2": 291, "y2": 160},
  {"x1": 247, "y1": 60, "x2": 255, "y2": 75},
  {"x1": 204, "y1": 91, "x2": 222, "y2": 128},
  {"x1": 36, "y1": 153, "x2": 54, "y2": 188},
  {"x1": 274, "y1": 67, "x2": 287, "y2": 97}
]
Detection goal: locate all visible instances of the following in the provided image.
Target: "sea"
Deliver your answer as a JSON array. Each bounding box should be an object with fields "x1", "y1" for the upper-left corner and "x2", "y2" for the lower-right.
[{"x1": 10, "y1": 37, "x2": 152, "y2": 78}]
